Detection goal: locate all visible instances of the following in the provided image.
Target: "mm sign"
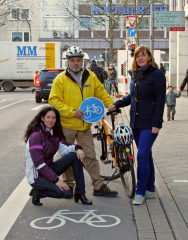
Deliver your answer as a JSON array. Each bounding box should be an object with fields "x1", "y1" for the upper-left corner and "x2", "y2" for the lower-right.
[{"x1": 154, "y1": 11, "x2": 185, "y2": 28}]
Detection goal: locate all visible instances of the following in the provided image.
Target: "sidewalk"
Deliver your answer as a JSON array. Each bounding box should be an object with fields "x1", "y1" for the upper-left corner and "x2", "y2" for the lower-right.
[{"x1": 116, "y1": 90, "x2": 188, "y2": 240}]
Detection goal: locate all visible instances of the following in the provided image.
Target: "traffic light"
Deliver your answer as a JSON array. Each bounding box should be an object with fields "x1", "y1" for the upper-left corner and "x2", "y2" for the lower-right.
[
  {"x1": 107, "y1": 53, "x2": 111, "y2": 62},
  {"x1": 130, "y1": 44, "x2": 135, "y2": 57},
  {"x1": 121, "y1": 64, "x2": 124, "y2": 75},
  {"x1": 101, "y1": 52, "x2": 105, "y2": 60}
]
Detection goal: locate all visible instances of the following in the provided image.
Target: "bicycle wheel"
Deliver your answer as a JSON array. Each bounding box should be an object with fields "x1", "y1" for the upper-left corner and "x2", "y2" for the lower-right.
[
  {"x1": 93, "y1": 128, "x2": 120, "y2": 180},
  {"x1": 30, "y1": 217, "x2": 66, "y2": 230},
  {"x1": 86, "y1": 215, "x2": 121, "y2": 227},
  {"x1": 119, "y1": 147, "x2": 136, "y2": 198}
]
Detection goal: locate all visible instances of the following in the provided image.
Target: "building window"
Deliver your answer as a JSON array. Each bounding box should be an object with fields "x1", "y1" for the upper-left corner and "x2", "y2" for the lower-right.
[
  {"x1": 138, "y1": 17, "x2": 149, "y2": 30},
  {"x1": 12, "y1": 32, "x2": 29, "y2": 42},
  {"x1": 44, "y1": 17, "x2": 69, "y2": 31},
  {"x1": 79, "y1": 17, "x2": 91, "y2": 30},
  {"x1": 93, "y1": 0, "x2": 106, "y2": 4},
  {"x1": 111, "y1": 17, "x2": 120, "y2": 29},
  {"x1": 94, "y1": 17, "x2": 106, "y2": 30},
  {"x1": 11, "y1": 9, "x2": 29, "y2": 20},
  {"x1": 46, "y1": 0, "x2": 68, "y2": 4},
  {"x1": 112, "y1": 0, "x2": 123, "y2": 3}
]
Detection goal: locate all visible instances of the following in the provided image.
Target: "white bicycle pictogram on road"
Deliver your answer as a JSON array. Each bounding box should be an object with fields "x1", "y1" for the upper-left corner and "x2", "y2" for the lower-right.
[
  {"x1": 30, "y1": 210, "x2": 121, "y2": 229},
  {"x1": 84, "y1": 104, "x2": 103, "y2": 118}
]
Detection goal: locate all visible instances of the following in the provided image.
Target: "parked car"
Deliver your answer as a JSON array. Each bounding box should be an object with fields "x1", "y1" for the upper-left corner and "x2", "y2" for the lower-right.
[{"x1": 35, "y1": 68, "x2": 64, "y2": 103}]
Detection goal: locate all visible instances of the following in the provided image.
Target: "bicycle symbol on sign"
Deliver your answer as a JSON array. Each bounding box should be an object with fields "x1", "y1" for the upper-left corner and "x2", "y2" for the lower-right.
[
  {"x1": 84, "y1": 104, "x2": 103, "y2": 118},
  {"x1": 30, "y1": 210, "x2": 121, "y2": 229}
]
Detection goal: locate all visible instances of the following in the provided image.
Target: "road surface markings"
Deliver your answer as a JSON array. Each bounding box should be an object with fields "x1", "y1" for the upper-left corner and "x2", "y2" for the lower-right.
[
  {"x1": 31, "y1": 105, "x2": 45, "y2": 111},
  {"x1": 173, "y1": 180, "x2": 188, "y2": 182},
  {"x1": 0, "y1": 99, "x2": 25, "y2": 110},
  {"x1": 0, "y1": 177, "x2": 31, "y2": 240}
]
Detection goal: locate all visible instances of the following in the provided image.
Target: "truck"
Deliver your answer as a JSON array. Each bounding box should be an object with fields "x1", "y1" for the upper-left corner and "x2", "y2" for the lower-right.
[
  {"x1": 0, "y1": 42, "x2": 91, "y2": 92},
  {"x1": 0, "y1": 42, "x2": 62, "y2": 92}
]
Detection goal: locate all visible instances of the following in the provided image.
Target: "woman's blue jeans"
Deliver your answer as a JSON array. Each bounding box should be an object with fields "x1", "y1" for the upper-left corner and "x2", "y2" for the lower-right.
[
  {"x1": 132, "y1": 129, "x2": 158, "y2": 196},
  {"x1": 31, "y1": 152, "x2": 85, "y2": 199}
]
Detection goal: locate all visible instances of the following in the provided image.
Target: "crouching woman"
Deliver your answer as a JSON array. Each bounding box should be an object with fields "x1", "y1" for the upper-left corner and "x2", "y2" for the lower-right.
[{"x1": 23, "y1": 106, "x2": 92, "y2": 206}]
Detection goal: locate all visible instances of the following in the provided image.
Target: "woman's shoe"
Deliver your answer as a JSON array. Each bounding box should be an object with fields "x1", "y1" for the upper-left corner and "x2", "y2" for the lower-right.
[
  {"x1": 133, "y1": 194, "x2": 145, "y2": 205},
  {"x1": 74, "y1": 193, "x2": 92, "y2": 205},
  {"x1": 144, "y1": 190, "x2": 156, "y2": 199},
  {"x1": 29, "y1": 188, "x2": 42, "y2": 206}
]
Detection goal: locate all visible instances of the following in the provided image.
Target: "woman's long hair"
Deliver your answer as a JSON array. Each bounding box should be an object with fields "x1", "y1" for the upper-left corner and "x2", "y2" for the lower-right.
[
  {"x1": 131, "y1": 45, "x2": 158, "y2": 72},
  {"x1": 23, "y1": 107, "x2": 65, "y2": 143}
]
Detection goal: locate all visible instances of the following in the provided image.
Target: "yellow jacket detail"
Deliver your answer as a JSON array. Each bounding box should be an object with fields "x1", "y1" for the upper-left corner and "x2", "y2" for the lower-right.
[{"x1": 48, "y1": 69, "x2": 114, "y2": 131}]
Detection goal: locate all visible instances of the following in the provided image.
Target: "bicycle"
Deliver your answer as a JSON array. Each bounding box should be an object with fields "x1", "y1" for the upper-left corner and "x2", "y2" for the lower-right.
[
  {"x1": 84, "y1": 104, "x2": 102, "y2": 118},
  {"x1": 93, "y1": 110, "x2": 136, "y2": 198},
  {"x1": 30, "y1": 209, "x2": 121, "y2": 229}
]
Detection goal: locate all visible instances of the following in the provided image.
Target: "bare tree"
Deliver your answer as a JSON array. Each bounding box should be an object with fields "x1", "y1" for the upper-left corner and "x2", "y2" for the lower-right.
[{"x1": 63, "y1": 0, "x2": 165, "y2": 62}]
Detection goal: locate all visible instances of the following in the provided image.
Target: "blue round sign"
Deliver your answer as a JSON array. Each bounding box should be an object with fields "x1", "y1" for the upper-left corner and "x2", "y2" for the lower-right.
[{"x1": 80, "y1": 97, "x2": 105, "y2": 123}]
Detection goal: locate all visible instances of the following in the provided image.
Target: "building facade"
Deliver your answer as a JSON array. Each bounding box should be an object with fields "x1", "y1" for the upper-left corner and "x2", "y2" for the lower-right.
[
  {"x1": 0, "y1": 0, "x2": 170, "y2": 62},
  {"x1": 169, "y1": 0, "x2": 188, "y2": 88}
]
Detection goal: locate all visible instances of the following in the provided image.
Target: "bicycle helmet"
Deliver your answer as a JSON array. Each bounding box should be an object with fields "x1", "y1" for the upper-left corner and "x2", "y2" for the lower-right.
[
  {"x1": 114, "y1": 124, "x2": 133, "y2": 145},
  {"x1": 66, "y1": 46, "x2": 84, "y2": 58}
]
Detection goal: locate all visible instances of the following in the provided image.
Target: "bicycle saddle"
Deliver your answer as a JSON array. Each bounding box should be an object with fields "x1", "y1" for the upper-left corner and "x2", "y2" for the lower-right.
[{"x1": 106, "y1": 109, "x2": 121, "y2": 116}]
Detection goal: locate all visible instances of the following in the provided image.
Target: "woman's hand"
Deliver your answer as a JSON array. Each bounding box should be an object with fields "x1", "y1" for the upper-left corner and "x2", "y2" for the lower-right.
[
  {"x1": 109, "y1": 104, "x2": 116, "y2": 111},
  {"x1": 76, "y1": 149, "x2": 85, "y2": 162},
  {"x1": 55, "y1": 180, "x2": 69, "y2": 191},
  {"x1": 152, "y1": 127, "x2": 160, "y2": 134}
]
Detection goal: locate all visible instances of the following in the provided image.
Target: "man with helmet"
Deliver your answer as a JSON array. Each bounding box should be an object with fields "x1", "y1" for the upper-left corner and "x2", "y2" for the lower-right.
[{"x1": 49, "y1": 46, "x2": 118, "y2": 198}]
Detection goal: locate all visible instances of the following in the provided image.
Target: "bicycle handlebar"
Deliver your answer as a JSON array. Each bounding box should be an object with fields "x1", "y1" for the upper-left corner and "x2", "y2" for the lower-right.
[{"x1": 106, "y1": 109, "x2": 121, "y2": 116}]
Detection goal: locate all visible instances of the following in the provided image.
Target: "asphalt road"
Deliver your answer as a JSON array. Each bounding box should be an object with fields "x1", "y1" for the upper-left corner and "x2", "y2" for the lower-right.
[{"x1": 0, "y1": 88, "x2": 137, "y2": 240}]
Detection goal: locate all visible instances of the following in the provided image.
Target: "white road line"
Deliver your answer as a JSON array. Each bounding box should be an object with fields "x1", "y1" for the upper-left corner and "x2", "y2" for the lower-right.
[
  {"x1": 0, "y1": 177, "x2": 31, "y2": 240},
  {"x1": 31, "y1": 105, "x2": 44, "y2": 111},
  {"x1": 0, "y1": 99, "x2": 25, "y2": 110},
  {"x1": 0, "y1": 99, "x2": 7, "y2": 103}
]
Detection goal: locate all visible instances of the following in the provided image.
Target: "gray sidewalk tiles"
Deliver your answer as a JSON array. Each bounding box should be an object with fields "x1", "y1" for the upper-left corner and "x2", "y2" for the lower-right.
[{"x1": 114, "y1": 91, "x2": 188, "y2": 239}]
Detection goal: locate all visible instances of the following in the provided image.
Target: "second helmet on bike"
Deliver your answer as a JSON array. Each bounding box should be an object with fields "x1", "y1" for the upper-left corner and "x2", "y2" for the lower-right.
[{"x1": 114, "y1": 124, "x2": 133, "y2": 145}]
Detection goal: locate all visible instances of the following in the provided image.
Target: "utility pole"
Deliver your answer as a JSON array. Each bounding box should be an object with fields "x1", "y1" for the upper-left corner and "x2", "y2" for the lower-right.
[
  {"x1": 105, "y1": 50, "x2": 107, "y2": 69},
  {"x1": 150, "y1": 0, "x2": 154, "y2": 54}
]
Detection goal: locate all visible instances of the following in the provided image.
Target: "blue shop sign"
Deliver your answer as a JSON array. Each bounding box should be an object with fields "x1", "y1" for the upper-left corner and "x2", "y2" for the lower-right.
[{"x1": 92, "y1": 5, "x2": 167, "y2": 15}]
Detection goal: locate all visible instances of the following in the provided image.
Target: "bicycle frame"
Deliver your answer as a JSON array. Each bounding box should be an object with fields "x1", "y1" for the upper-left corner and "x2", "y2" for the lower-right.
[{"x1": 101, "y1": 115, "x2": 118, "y2": 167}]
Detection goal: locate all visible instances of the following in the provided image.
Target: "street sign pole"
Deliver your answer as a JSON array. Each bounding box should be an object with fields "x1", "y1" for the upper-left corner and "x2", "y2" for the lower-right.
[
  {"x1": 150, "y1": 0, "x2": 154, "y2": 55},
  {"x1": 105, "y1": 51, "x2": 107, "y2": 69}
]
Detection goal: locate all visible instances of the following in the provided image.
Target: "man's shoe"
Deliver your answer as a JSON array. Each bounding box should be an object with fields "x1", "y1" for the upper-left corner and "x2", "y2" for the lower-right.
[
  {"x1": 144, "y1": 190, "x2": 156, "y2": 199},
  {"x1": 167, "y1": 119, "x2": 170, "y2": 121},
  {"x1": 93, "y1": 184, "x2": 118, "y2": 197},
  {"x1": 65, "y1": 186, "x2": 74, "y2": 199},
  {"x1": 172, "y1": 117, "x2": 174, "y2": 120},
  {"x1": 133, "y1": 194, "x2": 145, "y2": 205}
]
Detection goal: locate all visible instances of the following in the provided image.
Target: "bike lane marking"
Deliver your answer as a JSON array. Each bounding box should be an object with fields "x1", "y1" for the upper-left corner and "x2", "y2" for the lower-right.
[
  {"x1": 0, "y1": 177, "x2": 31, "y2": 240},
  {"x1": 0, "y1": 99, "x2": 26, "y2": 110}
]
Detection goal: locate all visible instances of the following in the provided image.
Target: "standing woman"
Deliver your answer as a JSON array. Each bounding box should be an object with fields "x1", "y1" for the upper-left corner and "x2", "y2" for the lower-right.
[
  {"x1": 110, "y1": 45, "x2": 166, "y2": 205},
  {"x1": 23, "y1": 107, "x2": 92, "y2": 206}
]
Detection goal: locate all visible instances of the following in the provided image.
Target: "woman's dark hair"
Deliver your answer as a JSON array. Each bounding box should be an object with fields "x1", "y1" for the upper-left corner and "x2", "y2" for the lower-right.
[{"x1": 23, "y1": 107, "x2": 65, "y2": 143}]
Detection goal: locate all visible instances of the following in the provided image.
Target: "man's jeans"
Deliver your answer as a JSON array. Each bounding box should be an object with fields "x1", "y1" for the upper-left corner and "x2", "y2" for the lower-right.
[
  {"x1": 132, "y1": 129, "x2": 158, "y2": 196},
  {"x1": 31, "y1": 152, "x2": 85, "y2": 199}
]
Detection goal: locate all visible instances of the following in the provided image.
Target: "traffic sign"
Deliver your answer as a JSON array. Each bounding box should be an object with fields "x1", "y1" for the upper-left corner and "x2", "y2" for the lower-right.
[
  {"x1": 154, "y1": 11, "x2": 185, "y2": 28},
  {"x1": 93, "y1": 55, "x2": 98, "y2": 60},
  {"x1": 128, "y1": 28, "x2": 136, "y2": 37}
]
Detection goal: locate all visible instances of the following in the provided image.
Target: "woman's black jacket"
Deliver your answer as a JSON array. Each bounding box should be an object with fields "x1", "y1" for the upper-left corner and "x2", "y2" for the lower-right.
[{"x1": 114, "y1": 66, "x2": 166, "y2": 129}]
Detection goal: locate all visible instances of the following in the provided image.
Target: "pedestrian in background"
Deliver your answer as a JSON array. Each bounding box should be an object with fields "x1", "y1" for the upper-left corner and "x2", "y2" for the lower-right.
[
  {"x1": 109, "y1": 64, "x2": 118, "y2": 94},
  {"x1": 34, "y1": 71, "x2": 39, "y2": 85},
  {"x1": 159, "y1": 63, "x2": 166, "y2": 74},
  {"x1": 166, "y1": 86, "x2": 181, "y2": 121},
  {"x1": 179, "y1": 69, "x2": 188, "y2": 93},
  {"x1": 89, "y1": 60, "x2": 104, "y2": 84},
  {"x1": 110, "y1": 45, "x2": 166, "y2": 205},
  {"x1": 49, "y1": 46, "x2": 118, "y2": 198},
  {"x1": 100, "y1": 65, "x2": 108, "y2": 81}
]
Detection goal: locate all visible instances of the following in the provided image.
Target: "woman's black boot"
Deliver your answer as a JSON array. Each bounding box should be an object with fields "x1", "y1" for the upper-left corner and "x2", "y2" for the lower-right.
[
  {"x1": 29, "y1": 188, "x2": 42, "y2": 206},
  {"x1": 74, "y1": 193, "x2": 92, "y2": 205}
]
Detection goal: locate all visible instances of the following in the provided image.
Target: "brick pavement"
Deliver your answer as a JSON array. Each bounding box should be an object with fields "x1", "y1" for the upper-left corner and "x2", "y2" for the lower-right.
[{"x1": 115, "y1": 90, "x2": 188, "y2": 239}]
